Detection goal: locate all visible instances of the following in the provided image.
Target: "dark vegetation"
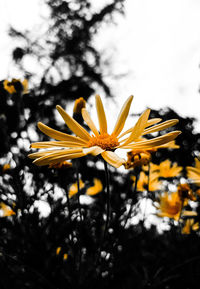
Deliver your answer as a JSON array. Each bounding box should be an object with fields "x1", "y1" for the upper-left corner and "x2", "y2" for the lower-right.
[{"x1": 0, "y1": 1, "x2": 200, "y2": 288}]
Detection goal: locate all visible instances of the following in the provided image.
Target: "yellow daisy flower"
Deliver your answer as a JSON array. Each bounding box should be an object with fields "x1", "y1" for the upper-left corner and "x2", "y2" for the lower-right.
[
  {"x1": 86, "y1": 178, "x2": 103, "y2": 196},
  {"x1": 131, "y1": 171, "x2": 161, "y2": 192},
  {"x1": 2, "y1": 163, "x2": 11, "y2": 173},
  {"x1": 186, "y1": 157, "x2": 200, "y2": 185},
  {"x1": 182, "y1": 219, "x2": 199, "y2": 234},
  {"x1": 150, "y1": 159, "x2": 182, "y2": 178},
  {"x1": 155, "y1": 191, "x2": 183, "y2": 221},
  {"x1": 0, "y1": 203, "x2": 15, "y2": 217},
  {"x1": 3, "y1": 79, "x2": 28, "y2": 94},
  {"x1": 68, "y1": 179, "x2": 85, "y2": 198},
  {"x1": 29, "y1": 95, "x2": 180, "y2": 168}
]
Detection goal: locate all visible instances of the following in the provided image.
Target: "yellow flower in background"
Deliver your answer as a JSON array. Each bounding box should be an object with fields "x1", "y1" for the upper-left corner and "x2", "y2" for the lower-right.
[
  {"x1": 182, "y1": 219, "x2": 199, "y2": 234},
  {"x1": 48, "y1": 160, "x2": 72, "y2": 169},
  {"x1": 86, "y1": 178, "x2": 103, "y2": 196},
  {"x1": 186, "y1": 157, "x2": 200, "y2": 185},
  {"x1": 0, "y1": 203, "x2": 15, "y2": 217},
  {"x1": 68, "y1": 179, "x2": 85, "y2": 198},
  {"x1": 56, "y1": 247, "x2": 68, "y2": 260},
  {"x1": 3, "y1": 79, "x2": 28, "y2": 94},
  {"x1": 56, "y1": 247, "x2": 61, "y2": 255},
  {"x1": 73, "y1": 97, "x2": 86, "y2": 114},
  {"x1": 29, "y1": 95, "x2": 180, "y2": 168},
  {"x1": 125, "y1": 150, "x2": 152, "y2": 169},
  {"x1": 132, "y1": 171, "x2": 161, "y2": 192},
  {"x1": 150, "y1": 159, "x2": 182, "y2": 178},
  {"x1": 155, "y1": 191, "x2": 183, "y2": 221},
  {"x1": 63, "y1": 253, "x2": 68, "y2": 260},
  {"x1": 177, "y1": 183, "x2": 196, "y2": 202},
  {"x1": 2, "y1": 163, "x2": 10, "y2": 173}
]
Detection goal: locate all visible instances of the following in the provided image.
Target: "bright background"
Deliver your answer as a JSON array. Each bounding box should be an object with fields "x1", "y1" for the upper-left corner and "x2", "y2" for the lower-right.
[{"x1": 0, "y1": 0, "x2": 200, "y2": 131}]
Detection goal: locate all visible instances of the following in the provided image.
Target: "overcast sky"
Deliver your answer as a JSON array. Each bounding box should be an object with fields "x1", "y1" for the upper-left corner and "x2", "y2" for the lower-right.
[{"x1": 1, "y1": 0, "x2": 200, "y2": 132}]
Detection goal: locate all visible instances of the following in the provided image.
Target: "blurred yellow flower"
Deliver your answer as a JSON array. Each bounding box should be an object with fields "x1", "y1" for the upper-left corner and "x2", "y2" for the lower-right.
[
  {"x1": 56, "y1": 247, "x2": 61, "y2": 255},
  {"x1": 56, "y1": 247, "x2": 68, "y2": 260},
  {"x1": 186, "y1": 157, "x2": 200, "y2": 185},
  {"x1": 3, "y1": 79, "x2": 28, "y2": 94},
  {"x1": 68, "y1": 179, "x2": 85, "y2": 198},
  {"x1": 132, "y1": 171, "x2": 161, "y2": 192},
  {"x1": 182, "y1": 219, "x2": 199, "y2": 234},
  {"x1": 48, "y1": 160, "x2": 72, "y2": 169},
  {"x1": 177, "y1": 183, "x2": 196, "y2": 202},
  {"x1": 0, "y1": 203, "x2": 15, "y2": 217},
  {"x1": 2, "y1": 163, "x2": 10, "y2": 173},
  {"x1": 29, "y1": 95, "x2": 180, "y2": 168},
  {"x1": 155, "y1": 191, "x2": 183, "y2": 221},
  {"x1": 150, "y1": 159, "x2": 182, "y2": 178},
  {"x1": 63, "y1": 253, "x2": 68, "y2": 260},
  {"x1": 86, "y1": 178, "x2": 103, "y2": 196},
  {"x1": 125, "y1": 150, "x2": 151, "y2": 169},
  {"x1": 73, "y1": 97, "x2": 86, "y2": 114}
]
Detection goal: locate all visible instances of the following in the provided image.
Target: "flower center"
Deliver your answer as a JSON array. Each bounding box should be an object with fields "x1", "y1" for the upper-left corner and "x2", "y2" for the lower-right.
[{"x1": 88, "y1": 133, "x2": 119, "y2": 150}]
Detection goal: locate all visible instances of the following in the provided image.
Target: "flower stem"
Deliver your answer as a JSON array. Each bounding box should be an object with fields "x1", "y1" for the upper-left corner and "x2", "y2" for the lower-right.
[
  {"x1": 103, "y1": 160, "x2": 110, "y2": 238},
  {"x1": 123, "y1": 169, "x2": 139, "y2": 228},
  {"x1": 75, "y1": 164, "x2": 83, "y2": 222},
  {"x1": 95, "y1": 160, "x2": 110, "y2": 270}
]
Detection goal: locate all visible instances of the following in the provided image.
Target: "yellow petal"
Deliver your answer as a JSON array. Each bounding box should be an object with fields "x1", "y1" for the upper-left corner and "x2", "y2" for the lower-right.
[
  {"x1": 56, "y1": 105, "x2": 91, "y2": 141},
  {"x1": 143, "y1": 119, "x2": 179, "y2": 135},
  {"x1": 145, "y1": 118, "x2": 162, "y2": 127},
  {"x1": 112, "y1": 95, "x2": 133, "y2": 137},
  {"x1": 37, "y1": 122, "x2": 87, "y2": 142},
  {"x1": 182, "y1": 211, "x2": 197, "y2": 217},
  {"x1": 95, "y1": 95, "x2": 107, "y2": 134},
  {"x1": 32, "y1": 148, "x2": 84, "y2": 166},
  {"x1": 118, "y1": 117, "x2": 161, "y2": 139},
  {"x1": 31, "y1": 140, "x2": 86, "y2": 149},
  {"x1": 82, "y1": 108, "x2": 99, "y2": 136},
  {"x1": 83, "y1": 146, "x2": 104, "y2": 156},
  {"x1": 28, "y1": 149, "x2": 62, "y2": 159},
  {"x1": 86, "y1": 178, "x2": 103, "y2": 196},
  {"x1": 119, "y1": 109, "x2": 151, "y2": 147},
  {"x1": 101, "y1": 151, "x2": 125, "y2": 168},
  {"x1": 121, "y1": 131, "x2": 181, "y2": 149}
]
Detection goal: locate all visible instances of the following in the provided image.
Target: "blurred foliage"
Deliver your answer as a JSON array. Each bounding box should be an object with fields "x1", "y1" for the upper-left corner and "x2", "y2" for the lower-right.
[{"x1": 1, "y1": 0, "x2": 200, "y2": 288}]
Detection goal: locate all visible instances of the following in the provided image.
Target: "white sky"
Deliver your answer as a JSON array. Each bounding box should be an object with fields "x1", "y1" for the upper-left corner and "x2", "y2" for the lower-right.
[{"x1": 0, "y1": 0, "x2": 200, "y2": 131}]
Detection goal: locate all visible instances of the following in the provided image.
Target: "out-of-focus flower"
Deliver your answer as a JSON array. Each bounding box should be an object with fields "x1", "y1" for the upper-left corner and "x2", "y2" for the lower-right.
[
  {"x1": 0, "y1": 203, "x2": 15, "y2": 217},
  {"x1": 63, "y1": 253, "x2": 68, "y2": 260},
  {"x1": 86, "y1": 178, "x2": 103, "y2": 196},
  {"x1": 29, "y1": 95, "x2": 180, "y2": 168},
  {"x1": 125, "y1": 150, "x2": 151, "y2": 169},
  {"x1": 73, "y1": 97, "x2": 86, "y2": 114},
  {"x1": 182, "y1": 219, "x2": 199, "y2": 234},
  {"x1": 177, "y1": 183, "x2": 196, "y2": 202},
  {"x1": 3, "y1": 79, "x2": 28, "y2": 94},
  {"x1": 56, "y1": 247, "x2": 61, "y2": 255},
  {"x1": 48, "y1": 160, "x2": 72, "y2": 169},
  {"x1": 56, "y1": 247, "x2": 68, "y2": 260},
  {"x1": 2, "y1": 163, "x2": 10, "y2": 173},
  {"x1": 68, "y1": 179, "x2": 85, "y2": 198},
  {"x1": 150, "y1": 159, "x2": 182, "y2": 178},
  {"x1": 186, "y1": 157, "x2": 200, "y2": 185},
  {"x1": 155, "y1": 191, "x2": 196, "y2": 221},
  {"x1": 155, "y1": 191, "x2": 183, "y2": 221},
  {"x1": 132, "y1": 171, "x2": 161, "y2": 192}
]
